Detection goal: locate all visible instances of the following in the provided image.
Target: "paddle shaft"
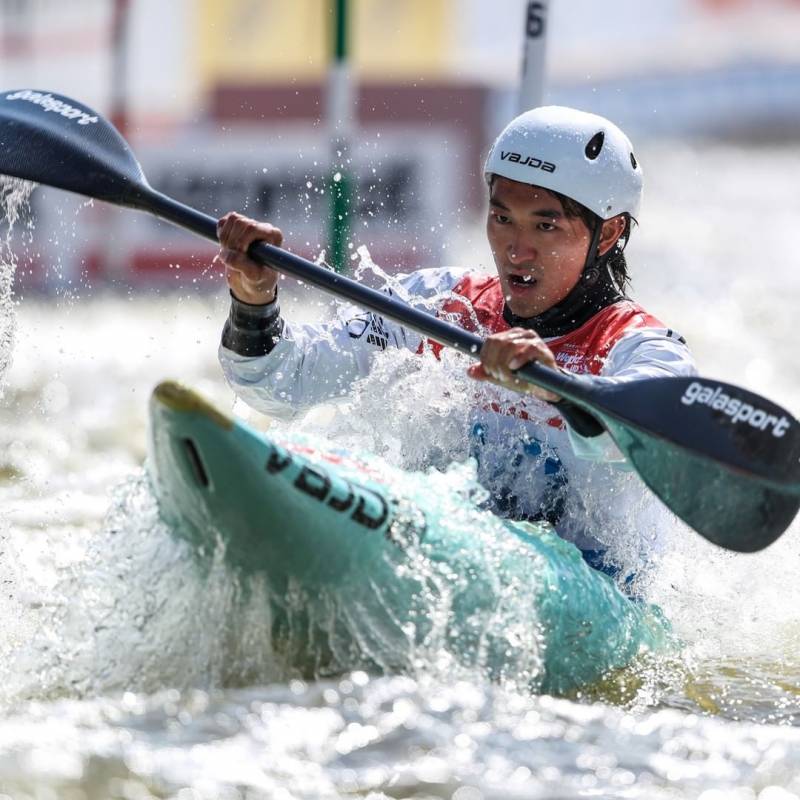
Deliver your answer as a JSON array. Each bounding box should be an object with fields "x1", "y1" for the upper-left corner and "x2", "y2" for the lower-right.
[
  {"x1": 3, "y1": 86, "x2": 798, "y2": 550},
  {"x1": 141, "y1": 185, "x2": 604, "y2": 432}
]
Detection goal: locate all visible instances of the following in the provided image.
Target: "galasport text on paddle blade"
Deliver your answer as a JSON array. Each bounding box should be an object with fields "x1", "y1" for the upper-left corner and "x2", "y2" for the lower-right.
[
  {"x1": 573, "y1": 376, "x2": 800, "y2": 553},
  {"x1": 581, "y1": 376, "x2": 800, "y2": 489},
  {"x1": 0, "y1": 89, "x2": 149, "y2": 206},
  {"x1": 1, "y1": 87, "x2": 798, "y2": 552}
]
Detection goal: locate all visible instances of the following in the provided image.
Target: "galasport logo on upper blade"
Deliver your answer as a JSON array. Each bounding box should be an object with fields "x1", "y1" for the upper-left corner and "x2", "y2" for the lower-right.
[
  {"x1": 500, "y1": 150, "x2": 556, "y2": 173},
  {"x1": 5, "y1": 90, "x2": 99, "y2": 126},
  {"x1": 681, "y1": 381, "x2": 791, "y2": 438}
]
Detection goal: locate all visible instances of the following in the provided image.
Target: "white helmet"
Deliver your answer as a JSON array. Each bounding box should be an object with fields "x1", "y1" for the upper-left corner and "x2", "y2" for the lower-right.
[{"x1": 484, "y1": 106, "x2": 642, "y2": 220}]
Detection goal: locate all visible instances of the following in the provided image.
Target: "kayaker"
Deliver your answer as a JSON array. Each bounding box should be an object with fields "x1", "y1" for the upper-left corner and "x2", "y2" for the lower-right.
[{"x1": 215, "y1": 106, "x2": 697, "y2": 590}]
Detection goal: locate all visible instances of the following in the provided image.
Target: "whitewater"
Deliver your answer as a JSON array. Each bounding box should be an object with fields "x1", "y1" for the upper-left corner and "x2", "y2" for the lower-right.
[{"x1": 0, "y1": 140, "x2": 799, "y2": 799}]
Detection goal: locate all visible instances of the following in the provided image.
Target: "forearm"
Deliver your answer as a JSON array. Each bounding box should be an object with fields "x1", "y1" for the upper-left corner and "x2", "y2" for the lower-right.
[
  {"x1": 218, "y1": 265, "x2": 467, "y2": 419},
  {"x1": 219, "y1": 302, "x2": 395, "y2": 419}
]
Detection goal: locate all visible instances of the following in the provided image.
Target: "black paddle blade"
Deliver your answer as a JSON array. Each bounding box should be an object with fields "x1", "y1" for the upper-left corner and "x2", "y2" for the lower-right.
[
  {"x1": 607, "y1": 419, "x2": 799, "y2": 552},
  {"x1": 0, "y1": 89, "x2": 148, "y2": 207},
  {"x1": 593, "y1": 376, "x2": 800, "y2": 552}
]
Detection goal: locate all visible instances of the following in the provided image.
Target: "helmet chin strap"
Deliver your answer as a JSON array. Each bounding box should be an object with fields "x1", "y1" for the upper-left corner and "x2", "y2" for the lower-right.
[{"x1": 581, "y1": 219, "x2": 605, "y2": 284}]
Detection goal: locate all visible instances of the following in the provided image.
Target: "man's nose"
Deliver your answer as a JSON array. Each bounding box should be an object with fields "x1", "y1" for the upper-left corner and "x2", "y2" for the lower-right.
[{"x1": 507, "y1": 232, "x2": 537, "y2": 263}]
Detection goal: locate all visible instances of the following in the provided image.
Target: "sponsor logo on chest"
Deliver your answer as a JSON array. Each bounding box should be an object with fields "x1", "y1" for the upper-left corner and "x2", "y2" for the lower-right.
[{"x1": 554, "y1": 348, "x2": 604, "y2": 375}]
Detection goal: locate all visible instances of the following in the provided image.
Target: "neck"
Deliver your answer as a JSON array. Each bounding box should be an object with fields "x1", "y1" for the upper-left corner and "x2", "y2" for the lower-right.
[{"x1": 503, "y1": 260, "x2": 625, "y2": 338}]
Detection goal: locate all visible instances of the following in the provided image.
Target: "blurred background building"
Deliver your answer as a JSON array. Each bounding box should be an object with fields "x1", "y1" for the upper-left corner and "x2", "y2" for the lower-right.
[{"x1": 2, "y1": 0, "x2": 800, "y2": 291}]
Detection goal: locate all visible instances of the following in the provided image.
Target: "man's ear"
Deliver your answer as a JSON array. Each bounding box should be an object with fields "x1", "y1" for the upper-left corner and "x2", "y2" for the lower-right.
[{"x1": 597, "y1": 215, "x2": 626, "y2": 257}]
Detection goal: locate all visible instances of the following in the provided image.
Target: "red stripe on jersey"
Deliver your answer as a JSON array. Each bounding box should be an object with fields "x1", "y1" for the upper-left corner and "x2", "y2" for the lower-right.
[{"x1": 424, "y1": 274, "x2": 665, "y2": 376}]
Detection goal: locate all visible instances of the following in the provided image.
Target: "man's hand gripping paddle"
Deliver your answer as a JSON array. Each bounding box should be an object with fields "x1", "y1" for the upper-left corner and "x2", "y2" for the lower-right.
[{"x1": 1, "y1": 88, "x2": 798, "y2": 552}]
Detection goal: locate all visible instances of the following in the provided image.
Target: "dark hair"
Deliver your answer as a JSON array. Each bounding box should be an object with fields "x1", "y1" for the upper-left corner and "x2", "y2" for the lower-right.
[{"x1": 550, "y1": 189, "x2": 635, "y2": 293}]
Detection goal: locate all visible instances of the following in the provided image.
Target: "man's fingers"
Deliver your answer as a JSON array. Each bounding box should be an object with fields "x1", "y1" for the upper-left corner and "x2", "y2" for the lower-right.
[
  {"x1": 504, "y1": 329, "x2": 533, "y2": 341},
  {"x1": 217, "y1": 217, "x2": 284, "y2": 275},
  {"x1": 217, "y1": 213, "x2": 239, "y2": 246},
  {"x1": 219, "y1": 215, "x2": 252, "y2": 253},
  {"x1": 216, "y1": 213, "x2": 284, "y2": 252},
  {"x1": 226, "y1": 217, "x2": 254, "y2": 253},
  {"x1": 481, "y1": 340, "x2": 548, "y2": 376},
  {"x1": 223, "y1": 251, "x2": 270, "y2": 283},
  {"x1": 508, "y1": 343, "x2": 552, "y2": 371},
  {"x1": 216, "y1": 213, "x2": 281, "y2": 305},
  {"x1": 471, "y1": 328, "x2": 561, "y2": 402},
  {"x1": 468, "y1": 362, "x2": 511, "y2": 388}
]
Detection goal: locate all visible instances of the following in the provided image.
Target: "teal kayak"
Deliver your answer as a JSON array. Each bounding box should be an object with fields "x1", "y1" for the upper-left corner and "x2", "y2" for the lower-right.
[{"x1": 147, "y1": 381, "x2": 670, "y2": 694}]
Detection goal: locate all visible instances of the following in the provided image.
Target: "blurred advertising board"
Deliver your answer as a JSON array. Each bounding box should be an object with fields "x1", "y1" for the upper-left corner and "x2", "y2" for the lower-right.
[{"x1": 13, "y1": 116, "x2": 479, "y2": 292}]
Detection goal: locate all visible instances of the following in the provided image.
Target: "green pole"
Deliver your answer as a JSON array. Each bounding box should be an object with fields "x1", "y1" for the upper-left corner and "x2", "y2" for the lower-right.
[{"x1": 328, "y1": 0, "x2": 353, "y2": 273}]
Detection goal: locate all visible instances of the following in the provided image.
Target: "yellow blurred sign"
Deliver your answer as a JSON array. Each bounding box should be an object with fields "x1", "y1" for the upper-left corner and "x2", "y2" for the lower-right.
[{"x1": 196, "y1": 0, "x2": 449, "y2": 86}]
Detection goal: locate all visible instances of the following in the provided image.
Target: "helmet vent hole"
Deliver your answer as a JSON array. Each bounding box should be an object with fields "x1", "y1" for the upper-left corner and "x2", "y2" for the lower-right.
[
  {"x1": 630, "y1": 152, "x2": 638, "y2": 169},
  {"x1": 585, "y1": 131, "x2": 605, "y2": 160}
]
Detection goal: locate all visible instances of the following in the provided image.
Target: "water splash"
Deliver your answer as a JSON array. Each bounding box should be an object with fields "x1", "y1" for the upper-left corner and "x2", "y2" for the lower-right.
[
  {"x1": 0, "y1": 676, "x2": 798, "y2": 799},
  {"x1": 0, "y1": 140, "x2": 799, "y2": 798},
  {"x1": 0, "y1": 177, "x2": 35, "y2": 389},
  {"x1": 0, "y1": 468, "x2": 287, "y2": 705},
  {"x1": 291, "y1": 245, "x2": 485, "y2": 471}
]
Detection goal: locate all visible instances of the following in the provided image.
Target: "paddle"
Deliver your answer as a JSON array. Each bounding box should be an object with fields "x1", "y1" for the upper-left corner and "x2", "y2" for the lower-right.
[{"x1": 1, "y1": 88, "x2": 798, "y2": 553}]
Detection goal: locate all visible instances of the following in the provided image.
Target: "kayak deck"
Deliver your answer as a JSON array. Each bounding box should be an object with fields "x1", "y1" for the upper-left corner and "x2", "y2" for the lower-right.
[{"x1": 147, "y1": 381, "x2": 670, "y2": 694}]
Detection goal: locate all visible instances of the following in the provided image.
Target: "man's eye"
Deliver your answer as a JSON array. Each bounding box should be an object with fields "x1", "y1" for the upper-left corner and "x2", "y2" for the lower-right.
[
  {"x1": 538, "y1": 222, "x2": 557, "y2": 232},
  {"x1": 493, "y1": 213, "x2": 510, "y2": 224}
]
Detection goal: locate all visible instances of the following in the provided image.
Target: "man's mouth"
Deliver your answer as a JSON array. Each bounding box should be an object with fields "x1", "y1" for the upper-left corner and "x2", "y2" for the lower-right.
[{"x1": 507, "y1": 273, "x2": 537, "y2": 287}]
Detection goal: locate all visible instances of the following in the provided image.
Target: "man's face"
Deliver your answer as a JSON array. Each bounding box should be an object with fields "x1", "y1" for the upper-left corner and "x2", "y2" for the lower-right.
[{"x1": 486, "y1": 176, "x2": 592, "y2": 319}]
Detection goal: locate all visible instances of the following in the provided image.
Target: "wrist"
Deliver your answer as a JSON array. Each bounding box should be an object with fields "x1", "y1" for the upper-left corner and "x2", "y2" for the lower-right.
[
  {"x1": 223, "y1": 290, "x2": 284, "y2": 356},
  {"x1": 231, "y1": 286, "x2": 277, "y2": 306}
]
